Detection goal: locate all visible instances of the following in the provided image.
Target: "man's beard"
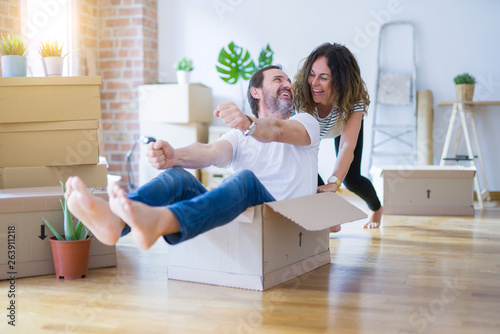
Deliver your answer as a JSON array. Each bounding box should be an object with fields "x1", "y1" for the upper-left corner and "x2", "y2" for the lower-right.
[{"x1": 262, "y1": 87, "x2": 293, "y2": 117}]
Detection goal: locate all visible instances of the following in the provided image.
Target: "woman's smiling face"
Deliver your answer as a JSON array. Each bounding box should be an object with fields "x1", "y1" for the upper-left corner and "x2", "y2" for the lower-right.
[{"x1": 307, "y1": 56, "x2": 334, "y2": 107}]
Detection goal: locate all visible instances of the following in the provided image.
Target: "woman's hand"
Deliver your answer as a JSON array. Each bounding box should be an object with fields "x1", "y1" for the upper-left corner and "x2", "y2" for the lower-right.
[{"x1": 317, "y1": 182, "x2": 340, "y2": 193}]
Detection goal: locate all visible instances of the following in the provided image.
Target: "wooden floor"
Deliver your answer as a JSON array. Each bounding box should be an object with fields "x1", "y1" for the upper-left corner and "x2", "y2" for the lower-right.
[{"x1": 1, "y1": 195, "x2": 500, "y2": 334}]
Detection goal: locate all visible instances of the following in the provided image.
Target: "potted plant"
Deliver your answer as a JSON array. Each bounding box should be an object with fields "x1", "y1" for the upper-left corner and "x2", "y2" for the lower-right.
[
  {"x1": 0, "y1": 33, "x2": 27, "y2": 77},
  {"x1": 42, "y1": 182, "x2": 94, "y2": 280},
  {"x1": 454, "y1": 73, "x2": 476, "y2": 102},
  {"x1": 39, "y1": 41, "x2": 71, "y2": 77},
  {"x1": 173, "y1": 57, "x2": 193, "y2": 85}
]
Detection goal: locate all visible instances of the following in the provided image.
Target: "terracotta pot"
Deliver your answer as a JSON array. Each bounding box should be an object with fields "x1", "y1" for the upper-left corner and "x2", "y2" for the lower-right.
[
  {"x1": 49, "y1": 236, "x2": 92, "y2": 280},
  {"x1": 455, "y1": 84, "x2": 474, "y2": 102}
]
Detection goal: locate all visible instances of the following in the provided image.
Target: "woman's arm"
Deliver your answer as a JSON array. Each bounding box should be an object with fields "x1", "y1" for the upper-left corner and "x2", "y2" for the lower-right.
[{"x1": 318, "y1": 111, "x2": 363, "y2": 192}]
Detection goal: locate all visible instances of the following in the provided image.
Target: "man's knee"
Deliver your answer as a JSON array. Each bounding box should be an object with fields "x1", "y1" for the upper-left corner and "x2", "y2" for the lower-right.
[{"x1": 233, "y1": 169, "x2": 258, "y2": 182}]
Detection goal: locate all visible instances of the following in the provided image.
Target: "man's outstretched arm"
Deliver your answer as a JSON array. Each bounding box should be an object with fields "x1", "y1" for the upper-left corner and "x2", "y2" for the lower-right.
[
  {"x1": 214, "y1": 102, "x2": 311, "y2": 146},
  {"x1": 146, "y1": 139, "x2": 233, "y2": 170}
]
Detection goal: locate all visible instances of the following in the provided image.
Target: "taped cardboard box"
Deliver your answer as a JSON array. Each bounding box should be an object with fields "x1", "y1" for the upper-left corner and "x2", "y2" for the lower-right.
[
  {"x1": 0, "y1": 186, "x2": 117, "y2": 280},
  {"x1": 370, "y1": 165, "x2": 475, "y2": 216},
  {"x1": 138, "y1": 83, "x2": 213, "y2": 124},
  {"x1": 0, "y1": 76, "x2": 101, "y2": 123},
  {"x1": 168, "y1": 192, "x2": 367, "y2": 290},
  {"x1": 0, "y1": 163, "x2": 107, "y2": 189},
  {"x1": 0, "y1": 120, "x2": 99, "y2": 167}
]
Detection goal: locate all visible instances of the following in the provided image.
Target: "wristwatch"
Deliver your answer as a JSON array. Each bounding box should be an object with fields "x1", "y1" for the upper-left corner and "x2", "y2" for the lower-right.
[
  {"x1": 327, "y1": 175, "x2": 341, "y2": 188},
  {"x1": 243, "y1": 116, "x2": 257, "y2": 136}
]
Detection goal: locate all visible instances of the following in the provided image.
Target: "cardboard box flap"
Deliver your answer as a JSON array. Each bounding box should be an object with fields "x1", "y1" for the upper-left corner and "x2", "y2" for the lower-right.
[
  {"x1": 264, "y1": 192, "x2": 367, "y2": 231},
  {"x1": 0, "y1": 120, "x2": 99, "y2": 133},
  {"x1": 233, "y1": 207, "x2": 255, "y2": 223},
  {"x1": 0, "y1": 76, "x2": 102, "y2": 87}
]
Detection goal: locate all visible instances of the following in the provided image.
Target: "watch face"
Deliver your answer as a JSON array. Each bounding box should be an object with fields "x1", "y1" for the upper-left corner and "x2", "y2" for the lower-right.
[{"x1": 328, "y1": 176, "x2": 338, "y2": 183}]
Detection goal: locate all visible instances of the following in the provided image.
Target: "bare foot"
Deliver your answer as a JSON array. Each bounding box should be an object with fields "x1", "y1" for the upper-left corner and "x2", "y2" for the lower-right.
[
  {"x1": 107, "y1": 183, "x2": 180, "y2": 250},
  {"x1": 65, "y1": 177, "x2": 125, "y2": 245},
  {"x1": 363, "y1": 206, "x2": 383, "y2": 229},
  {"x1": 330, "y1": 225, "x2": 341, "y2": 233}
]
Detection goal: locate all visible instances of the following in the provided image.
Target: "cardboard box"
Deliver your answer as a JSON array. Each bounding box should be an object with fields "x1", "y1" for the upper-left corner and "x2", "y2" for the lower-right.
[
  {"x1": 167, "y1": 192, "x2": 367, "y2": 290},
  {"x1": 0, "y1": 186, "x2": 117, "y2": 280},
  {"x1": 138, "y1": 83, "x2": 213, "y2": 124},
  {"x1": 0, "y1": 76, "x2": 102, "y2": 123},
  {"x1": 0, "y1": 163, "x2": 107, "y2": 189},
  {"x1": 0, "y1": 120, "x2": 99, "y2": 167},
  {"x1": 370, "y1": 165, "x2": 476, "y2": 216}
]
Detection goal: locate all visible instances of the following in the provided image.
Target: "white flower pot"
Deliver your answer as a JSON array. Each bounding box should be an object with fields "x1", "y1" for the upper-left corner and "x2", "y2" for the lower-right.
[
  {"x1": 42, "y1": 56, "x2": 64, "y2": 77},
  {"x1": 1, "y1": 55, "x2": 27, "y2": 77},
  {"x1": 176, "y1": 70, "x2": 191, "y2": 85}
]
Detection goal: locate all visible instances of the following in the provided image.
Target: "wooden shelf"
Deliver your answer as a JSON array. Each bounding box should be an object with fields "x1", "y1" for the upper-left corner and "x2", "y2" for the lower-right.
[{"x1": 438, "y1": 101, "x2": 500, "y2": 106}]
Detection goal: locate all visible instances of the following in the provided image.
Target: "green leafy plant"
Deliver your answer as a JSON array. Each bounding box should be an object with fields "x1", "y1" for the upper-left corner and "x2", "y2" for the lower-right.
[
  {"x1": 216, "y1": 42, "x2": 274, "y2": 111},
  {"x1": 39, "y1": 41, "x2": 73, "y2": 58},
  {"x1": 0, "y1": 33, "x2": 27, "y2": 56},
  {"x1": 42, "y1": 181, "x2": 93, "y2": 241},
  {"x1": 453, "y1": 73, "x2": 476, "y2": 85},
  {"x1": 174, "y1": 57, "x2": 194, "y2": 71},
  {"x1": 216, "y1": 41, "x2": 273, "y2": 84}
]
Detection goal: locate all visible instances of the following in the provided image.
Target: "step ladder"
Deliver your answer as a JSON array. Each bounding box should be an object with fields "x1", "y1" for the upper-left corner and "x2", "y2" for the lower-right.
[
  {"x1": 369, "y1": 21, "x2": 417, "y2": 171},
  {"x1": 439, "y1": 101, "x2": 491, "y2": 209}
]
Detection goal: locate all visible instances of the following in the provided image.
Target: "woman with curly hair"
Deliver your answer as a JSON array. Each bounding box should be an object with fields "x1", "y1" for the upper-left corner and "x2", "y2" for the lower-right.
[{"x1": 293, "y1": 42, "x2": 382, "y2": 232}]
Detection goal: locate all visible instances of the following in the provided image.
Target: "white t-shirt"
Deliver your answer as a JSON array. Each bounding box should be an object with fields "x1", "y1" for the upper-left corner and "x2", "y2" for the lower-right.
[{"x1": 218, "y1": 113, "x2": 320, "y2": 201}]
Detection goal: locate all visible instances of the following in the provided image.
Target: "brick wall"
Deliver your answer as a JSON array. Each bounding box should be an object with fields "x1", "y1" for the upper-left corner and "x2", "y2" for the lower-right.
[
  {"x1": 0, "y1": 0, "x2": 22, "y2": 77},
  {"x1": 98, "y1": 0, "x2": 158, "y2": 187},
  {"x1": 75, "y1": 0, "x2": 158, "y2": 187}
]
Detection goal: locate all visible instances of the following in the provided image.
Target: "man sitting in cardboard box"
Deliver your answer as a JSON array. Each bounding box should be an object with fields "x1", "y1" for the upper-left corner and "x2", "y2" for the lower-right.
[{"x1": 65, "y1": 65, "x2": 320, "y2": 250}]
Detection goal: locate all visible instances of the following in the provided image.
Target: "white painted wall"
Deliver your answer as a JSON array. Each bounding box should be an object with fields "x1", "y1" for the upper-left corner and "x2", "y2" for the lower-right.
[{"x1": 157, "y1": 0, "x2": 500, "y2": 191}]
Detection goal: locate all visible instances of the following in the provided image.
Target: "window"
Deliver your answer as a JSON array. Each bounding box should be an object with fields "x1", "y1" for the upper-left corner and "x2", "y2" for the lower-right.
[{"x1": 21, "y1": 0, "x2": 76, "y2": 77}]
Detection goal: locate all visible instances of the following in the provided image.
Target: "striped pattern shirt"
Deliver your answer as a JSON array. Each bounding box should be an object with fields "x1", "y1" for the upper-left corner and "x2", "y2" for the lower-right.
[{"x1": 312, "y1": 101, "x2": 366, "y2": 139}]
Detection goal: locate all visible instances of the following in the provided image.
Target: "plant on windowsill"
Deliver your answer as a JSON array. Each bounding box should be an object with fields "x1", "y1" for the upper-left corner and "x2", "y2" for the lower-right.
[
  {"x1": 0, "y1": 33, "x2": 27, "y2": 77},
  {"x1": 453, "y1": 73, "x2": 476, "y2": 102},
  {"x1": 39, "y1": 41, "x2": 73, "y2": 77},
  {"x1": 42, "y1": 181, "x2": 94, "y2": 280},
  {"x1": 174, "y1": 57, "x2": 194, "y2": 85}
]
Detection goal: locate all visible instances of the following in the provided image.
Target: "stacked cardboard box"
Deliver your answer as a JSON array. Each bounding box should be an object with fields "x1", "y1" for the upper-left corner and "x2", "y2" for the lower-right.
[
  {"x1": 0, "y1": 76, "x2": 107, "y2": 188},
  {"x1": 0, "y1": 77, "x2": 116, "y2": 279}
]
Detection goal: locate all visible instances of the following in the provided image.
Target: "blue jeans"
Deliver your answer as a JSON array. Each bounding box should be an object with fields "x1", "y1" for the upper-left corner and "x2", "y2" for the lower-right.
[{"x1": 124, "y1": 167, "x2": 276, "y2": 244}]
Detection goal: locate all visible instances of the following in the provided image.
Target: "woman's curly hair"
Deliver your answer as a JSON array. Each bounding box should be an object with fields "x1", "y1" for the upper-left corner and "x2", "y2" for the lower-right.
[{"x1": 293, "y1": 43, "x2": 369, "y2": 125}]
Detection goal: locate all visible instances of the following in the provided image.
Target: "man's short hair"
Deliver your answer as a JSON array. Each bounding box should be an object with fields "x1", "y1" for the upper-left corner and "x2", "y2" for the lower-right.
[{"x1": 247, "y1": 65, "x2": 282, "y2": 118}]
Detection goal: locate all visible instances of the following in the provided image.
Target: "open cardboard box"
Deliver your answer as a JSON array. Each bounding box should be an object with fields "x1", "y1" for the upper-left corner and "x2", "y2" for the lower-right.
[{"x1": 168, "y1": 192, "x2": 367, "y2": 290}]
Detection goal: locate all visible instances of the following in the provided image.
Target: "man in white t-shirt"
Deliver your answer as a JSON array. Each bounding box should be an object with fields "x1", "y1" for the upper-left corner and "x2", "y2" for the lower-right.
[{"x1": 64, "y1": 65, "x2": 320, "y2": 250}]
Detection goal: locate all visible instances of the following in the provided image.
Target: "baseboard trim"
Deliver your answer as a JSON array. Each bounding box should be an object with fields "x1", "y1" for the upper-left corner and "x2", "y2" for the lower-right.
[{"x1": 474, "y1": 191, "x2": 500, "y2": 201}]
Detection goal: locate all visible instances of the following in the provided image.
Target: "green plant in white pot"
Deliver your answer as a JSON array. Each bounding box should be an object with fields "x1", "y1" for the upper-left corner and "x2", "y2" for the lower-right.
[
  {"x1": 42, "y1": 181, "x2": 94, "y2": 279},
  {"x1": 454, "y1": 73, "x2": 476, "y2": 102},
  {"x1": 174, "y1": 57, "x2": 193, "y2": 85},
  {"x1": 0, "y1": 33, "x2": 27, "y2": 77},
  {"x1": 39, "y1": 41, "x2": 71, "y2": 77}
]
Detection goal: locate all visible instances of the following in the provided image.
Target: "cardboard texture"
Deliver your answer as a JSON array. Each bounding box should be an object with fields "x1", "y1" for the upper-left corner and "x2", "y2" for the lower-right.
[
  {"x1": 0, "y1": 186, "x2": 117, "y2": 280},
  {"x1": 168, "y1": 192, "x2": 367, "y2": 290},
  {"x1": 0, "y1": 120, "x2": 99, "y2": 167},
  {"x1": 0, "y1": 76, "x2": 102, "y2": 123},
  {"x1": 0, "y1": 163, "x2": 107, "y2": 189},
  {"x1": 138, "y1": 83, "x2": 213, "y2": 124},
  {"x1": 370, "y1": 165, "x2": 476, "y2": 215}
]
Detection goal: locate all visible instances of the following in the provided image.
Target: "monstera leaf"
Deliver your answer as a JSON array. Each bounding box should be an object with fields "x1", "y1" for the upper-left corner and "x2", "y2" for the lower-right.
[
  {"x1": 258, "y1": 44, "x2": 273, "y2": 68},
  {"x1": 216, "y1": 41, "x2": 257, "y2": 85}
]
